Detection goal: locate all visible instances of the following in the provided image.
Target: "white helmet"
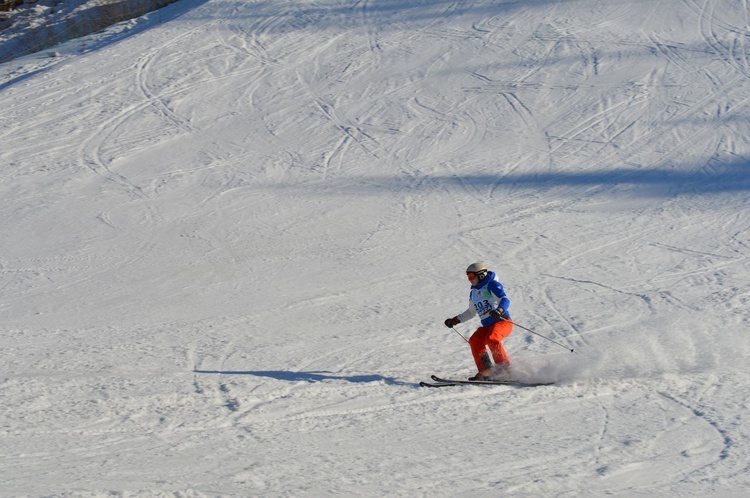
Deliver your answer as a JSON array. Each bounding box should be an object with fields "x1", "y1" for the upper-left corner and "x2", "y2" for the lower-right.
[{"x1": 466, "y1": 262, "x2": 489, "y2": 280}]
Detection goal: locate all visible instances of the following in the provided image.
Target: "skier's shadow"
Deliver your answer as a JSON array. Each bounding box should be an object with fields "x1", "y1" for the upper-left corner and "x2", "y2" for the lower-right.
[{"x1": 194, "y1": 369, "x2": 411, "y2": 386}]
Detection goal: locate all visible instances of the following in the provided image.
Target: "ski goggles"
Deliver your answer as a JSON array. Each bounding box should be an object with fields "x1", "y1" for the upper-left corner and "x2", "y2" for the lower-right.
[{"x1": 466, "y1": 272, "x2": 478, "y2": 280}]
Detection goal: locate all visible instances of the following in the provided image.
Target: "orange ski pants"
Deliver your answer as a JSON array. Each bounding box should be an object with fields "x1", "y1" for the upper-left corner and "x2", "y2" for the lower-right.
[{"x1": 468, "y1": 319, "x2": 513, "y2": 371}]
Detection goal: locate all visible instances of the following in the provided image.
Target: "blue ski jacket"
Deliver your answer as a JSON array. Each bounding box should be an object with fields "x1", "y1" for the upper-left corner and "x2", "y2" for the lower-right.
[{"x1": 457, "y1": 271, "x2": 511, "y2": 327}]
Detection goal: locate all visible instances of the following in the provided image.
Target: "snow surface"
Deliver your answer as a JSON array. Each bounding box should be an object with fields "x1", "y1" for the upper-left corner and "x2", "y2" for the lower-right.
[{"x1": 2, "y1": 0, "x2": 750, "y2": 496}]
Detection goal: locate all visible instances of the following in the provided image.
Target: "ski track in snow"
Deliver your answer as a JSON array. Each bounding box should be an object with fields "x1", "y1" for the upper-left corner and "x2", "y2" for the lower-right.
[{"x1": 1, "y1": 0, "x2": 750, "y2": 496}]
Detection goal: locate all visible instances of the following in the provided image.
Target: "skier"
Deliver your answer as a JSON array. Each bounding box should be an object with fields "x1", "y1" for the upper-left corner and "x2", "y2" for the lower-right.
[{"x1": 444, "y1": 262, "x2": 514, "y2": 381}]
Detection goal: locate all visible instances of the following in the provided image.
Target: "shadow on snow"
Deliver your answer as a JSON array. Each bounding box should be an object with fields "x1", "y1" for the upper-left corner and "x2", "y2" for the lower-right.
[
  {"x1": 280, "y1": 159, "x2": 750, "y2": 198},
  {"x1": 194, "y1": 369, "x2": 411, "y2": 386}
]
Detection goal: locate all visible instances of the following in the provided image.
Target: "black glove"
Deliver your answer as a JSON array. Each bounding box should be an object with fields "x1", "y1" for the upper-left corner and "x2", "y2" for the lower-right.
[
  {"x1": 489, "y1": 308, "x2": 508, "y2": 320},
  {"x1": 444, "y1": 316, "x2": 460, "y2": 328}
]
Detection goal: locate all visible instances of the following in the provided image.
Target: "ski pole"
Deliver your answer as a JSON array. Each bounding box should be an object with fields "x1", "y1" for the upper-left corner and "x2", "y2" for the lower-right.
[
  {"x1": 449, "y1": 326, "x2": 470, "y2": 344},
  {"x1": 501, "y1": 317, "x2": 574, "y2": 353}
]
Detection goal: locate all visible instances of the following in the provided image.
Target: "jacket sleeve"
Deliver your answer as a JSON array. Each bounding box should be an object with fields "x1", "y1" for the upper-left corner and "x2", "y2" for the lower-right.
[
  {"x1": 489, "y1": 280, "x2": 511, "y2": 311},
  {"x1": 456, "y1": 299, "x2": 477, "y2": 323}
]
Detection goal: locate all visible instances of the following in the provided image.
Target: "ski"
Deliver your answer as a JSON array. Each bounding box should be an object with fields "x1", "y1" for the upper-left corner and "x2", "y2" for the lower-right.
[
  {"x1": 426, "y1": 375, "x2": 554, "y2": 387},
  {"x1": 420, "y1": 381, "x2": 458, "y2": 388},
  {"x1": 429, "y1": 375, "x2": 516, "y2": 386}
]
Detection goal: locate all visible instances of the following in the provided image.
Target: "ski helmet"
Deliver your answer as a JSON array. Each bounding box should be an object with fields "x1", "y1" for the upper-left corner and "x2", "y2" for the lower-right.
[{"x1": 466, "y1": 262, "x2": 489, "y2": 280}]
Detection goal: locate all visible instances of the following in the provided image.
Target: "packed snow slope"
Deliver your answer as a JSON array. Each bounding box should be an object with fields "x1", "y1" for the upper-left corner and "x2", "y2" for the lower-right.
[{"x1": 2, "y1": 0, "x2": 750, "y2": 496}]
